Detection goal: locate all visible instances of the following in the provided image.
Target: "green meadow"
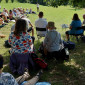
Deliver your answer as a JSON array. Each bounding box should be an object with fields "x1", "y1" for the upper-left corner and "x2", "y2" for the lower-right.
[{"x1": 0, "y1": 1, "x2": 85, "y2": 85}]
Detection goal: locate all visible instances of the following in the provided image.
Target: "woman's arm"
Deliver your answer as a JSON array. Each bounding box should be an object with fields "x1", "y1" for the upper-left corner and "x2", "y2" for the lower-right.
[{"x1": 69, "y1": 26, "x2": 72, "y2": 29}]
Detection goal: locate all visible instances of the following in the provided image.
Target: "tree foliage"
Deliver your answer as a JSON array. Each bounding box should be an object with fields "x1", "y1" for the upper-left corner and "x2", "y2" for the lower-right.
[
  {"x1": 5, "y1": 0, "x2": 9, "y2": 3},
  {"x1": 0, "y1": 0, "x2": 2, "y2": 3},
  {"x1": 16, "y1": 0, "x2": 85, "y2": 8},
  {"x1": 11, "y1": 0, "x2": 14, "y2": 3}
]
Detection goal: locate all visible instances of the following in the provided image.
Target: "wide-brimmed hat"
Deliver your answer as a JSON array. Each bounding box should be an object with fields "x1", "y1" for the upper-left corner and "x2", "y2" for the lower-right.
[{"x1": 47, "y1": 22, "x2": 56, "y2": 29}]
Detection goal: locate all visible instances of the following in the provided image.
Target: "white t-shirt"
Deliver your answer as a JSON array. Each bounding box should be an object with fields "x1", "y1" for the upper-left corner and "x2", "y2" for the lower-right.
[
  {"x1": 3, "y1": 12, "x2": 8, "y2": 16},
  {"x1": 11, "y1": 18, "x2": 31, "y2": 32},
  {"x1": 35, "y1": 18, "x2": 48, "y2": 36},
  {"x1": 35, "y1": 18, "x2": 47, "y2": 28},
  {"x1": 22, "y1": 18, "x2": 31, "y2": 29},
  {"x1": 37, "y1": 4, "x2": 39, "y2": 7}
]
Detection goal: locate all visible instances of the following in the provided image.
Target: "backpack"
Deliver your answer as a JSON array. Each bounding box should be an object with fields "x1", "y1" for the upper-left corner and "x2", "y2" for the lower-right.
[
  {"x1": 60, "y1": 48, "x2": 69, "y2": 61},
  {"x1": 81, "y1": 36, "x2": 85, "y2": 43},
  {"x1": 63, "y1": 41, "x2": 75, "y2": 50},
  {"x1": 4, "y1": 40, "x2": 11, "y2": 48},
  {"x1": 31, "y1": 53, "x2": 48, "y2": 69}
]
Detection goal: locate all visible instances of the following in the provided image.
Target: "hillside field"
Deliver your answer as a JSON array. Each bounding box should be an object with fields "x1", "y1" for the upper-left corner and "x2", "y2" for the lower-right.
[{"x1": 0, "y1": 2, "x2": 85, "y2": 85}]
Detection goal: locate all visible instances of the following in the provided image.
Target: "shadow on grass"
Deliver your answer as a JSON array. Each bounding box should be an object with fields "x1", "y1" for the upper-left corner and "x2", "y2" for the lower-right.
[
  {"x1": 2, "y1": 36, "x2": 85, "y2": 84},
  {"x1": 40, "y1": 58, "x2": 81, "y2": 85},
  {"x1": 68, "y1": 8, "x2": 82, "y2": 11},
  {"x1": 3, "y1": 50, "x2": 10, "y2": 64}
]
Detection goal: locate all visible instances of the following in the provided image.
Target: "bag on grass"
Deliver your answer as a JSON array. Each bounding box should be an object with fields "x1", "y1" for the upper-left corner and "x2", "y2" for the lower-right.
[
  {"x1": 60, "y1": 48, "x2": 69, "y2": 60},
  {"x1": 31, "y1": 53, "x2": 48, "y2": 69},
  {"x1": 81, "y1": 36, "x2": 85, "y2": 43},
  {"x1": 38, "y1": 42, "x2": 44, "y2": 54},
  {"x1": 63, "y1": 41, "x2": 75, "y2": 50},
  {"x1": 4, "y1": 40, "x2": 11, "y2": 48}
]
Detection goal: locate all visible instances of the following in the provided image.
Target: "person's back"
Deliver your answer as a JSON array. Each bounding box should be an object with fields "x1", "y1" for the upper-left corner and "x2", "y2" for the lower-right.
[
  {"x1": 35, "y1": 18, "x2": 47, "y2": 28},
  {"x1": 0, "y1": 72, "x2": 18, "y2": 85},
  {"x1": 43, "y1": 22, "x2": 63, "y2": 52},
  {"x1": 44, "y1": 30, "x2": 63, "y2": 52},
  {"x1": 35, "y1": 12, "x2": 47, "y2": 28},
  {"x1": 71, "y1": 20, "x2": 83, "y2": 34},
  {"x1": 9, "y1": 19, "x2": 33, "y2": 54},
  {"x1": 9, "y1": 32, "x2": 33, "y2": 54},
  {"x1": 35, "y1": 12, "x2": 47, "y2": 36}
]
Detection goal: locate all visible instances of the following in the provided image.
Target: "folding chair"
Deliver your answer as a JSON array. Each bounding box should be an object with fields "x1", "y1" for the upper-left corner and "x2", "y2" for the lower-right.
[
  {"x1": 70, "y1": 27, "x2": 84, "y2": 42},
  {"x1": 36, "y1": 27, "x2": 47, "y2": 39}
]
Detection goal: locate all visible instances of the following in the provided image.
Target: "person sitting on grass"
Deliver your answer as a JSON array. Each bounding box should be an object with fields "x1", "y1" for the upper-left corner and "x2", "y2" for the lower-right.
[
  {"x1": 8, "y1": 19, "x2": 35, "y2": 74},
  {"x1": 9, "y1": 10, "x2": 14, "y2": 20},
  {"x1": 0, "y1": 54, "x2": 43, "y2": 85},
  {"x1": 43, "y1": 21, "x2": 64, "y2": 60},
  {"x1": 65, "y1": 13, "x2": 84, "y2": 41},
  {"x1": 11, "y1": 16, "x2": 35, "y2": 43}
]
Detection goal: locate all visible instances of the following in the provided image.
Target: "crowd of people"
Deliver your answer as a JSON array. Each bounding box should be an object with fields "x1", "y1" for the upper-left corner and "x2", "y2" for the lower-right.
[
  {"x1": 0, "y1": 5, "x2": 85, "y2": 84},
  {"x1": 0, "y1": 7, "x2": 36, "y2": 25}
]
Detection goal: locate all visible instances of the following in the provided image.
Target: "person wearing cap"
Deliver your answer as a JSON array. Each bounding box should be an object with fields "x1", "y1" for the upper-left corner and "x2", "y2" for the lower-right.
[
  {"x1": 0, "y1": 54, "x2": 43, "y2": 85},
  {"x1": 43, "y1": 21, "x2": 64, "y2": 60}
]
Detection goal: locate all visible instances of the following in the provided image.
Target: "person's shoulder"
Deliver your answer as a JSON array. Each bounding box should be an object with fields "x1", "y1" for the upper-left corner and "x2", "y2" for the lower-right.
[
  {"x1": 22, "y1": 18, "x2": 30, "y2": 21},
  {"x1": 35, "y1": 18, "x2": 40, "y2": 23},
  {"x1": 42, "y1": 18, "x2": 47, "y2": 22},
  {"x1": 1, "y1": 72, "x2": 12, "y2": 77},
  {"x1": 35, "y1": 18, "x2": 39, "y2": 21}
]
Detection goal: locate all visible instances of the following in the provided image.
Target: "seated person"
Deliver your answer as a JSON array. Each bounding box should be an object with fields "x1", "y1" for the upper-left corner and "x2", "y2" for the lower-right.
[
  {"x1": 66, "y1": 13, "x2": 84, "y2": 41},
  {"x1": 3, "y1": 9, "x2": 9, "y2": 19},
  {"x1": 35, "y1": 12, "x2": 48, "y2": 36},
  {"x1": 8, "y1": 19, "x2": 34, "y2": 74},
  {"x1": 0, "y1": 12, "x2": 8, "y2": 23},
  {"x1": 29, "y1": 8, "x2": 36, "y2": 14},
  {"x1": 0, "y1": 17, "x2": 4, "y2": 25},
  {"x1": 82, "y1": 14, "x2": 85, "y2": 26},
  {"x1": 0, "y1": 54, "x2": 43, "y2": 85},
  {"x1": 43, "y1": 22, "x2": 64, "y2": 60},
  {"x1": 9, "y1": 10, "x2": 14, "y2": 20},
  {"x1": 11, "y1": 16, "x2": 34, "y2": 34},
  {"x1": 13, "y1": 8, "x2": 17, "y2": 17},
  {"x1": 26, "y1": 8, "x2": 29, "y2": 14}
]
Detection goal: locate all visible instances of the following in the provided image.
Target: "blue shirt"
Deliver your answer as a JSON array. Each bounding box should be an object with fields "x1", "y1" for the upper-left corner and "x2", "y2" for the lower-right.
[
  {"x1": 0, "y1": 72, "x2": 18, "y2": 85},
  {"x1": 69, "y1": 20, "x2": 84, "y2": 34}
]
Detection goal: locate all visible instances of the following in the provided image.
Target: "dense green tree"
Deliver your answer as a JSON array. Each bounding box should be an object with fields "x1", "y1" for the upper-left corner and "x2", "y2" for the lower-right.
[
  {"x1": 0, "y1": 0, "x2": 2, "y2": 3},
  {"x1": 17, "y1": 0, "x2": 29, "y2": 3},
  {"x1": 16, "y1": 0, "x2": 85, "y2": 8},
  {"x1": 11, "y1": 0, "x2": 14, "y2": 3},
  {"x1": 5, "y1": 0, "x2": 9, "y2": 3}
]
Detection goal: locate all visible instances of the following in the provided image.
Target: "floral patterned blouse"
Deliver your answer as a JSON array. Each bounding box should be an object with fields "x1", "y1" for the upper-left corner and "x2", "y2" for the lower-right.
[
  {"x1": 8, "y1": 32, "x2": 33, "y2": 54},
  {"x1": 0, "y1": 72, "x2": 18, "y2": 85}
]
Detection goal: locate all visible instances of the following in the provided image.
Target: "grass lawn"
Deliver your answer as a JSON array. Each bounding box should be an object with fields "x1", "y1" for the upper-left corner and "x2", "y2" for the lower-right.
[{"x1": 0, "y1": 2, "x2": 85, "y2": 85}]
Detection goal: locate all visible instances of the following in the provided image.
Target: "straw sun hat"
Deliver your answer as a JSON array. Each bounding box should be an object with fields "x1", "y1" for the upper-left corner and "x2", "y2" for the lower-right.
[{"x1": 47, "y1": 22, "x2": 56, "y2": 29}]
